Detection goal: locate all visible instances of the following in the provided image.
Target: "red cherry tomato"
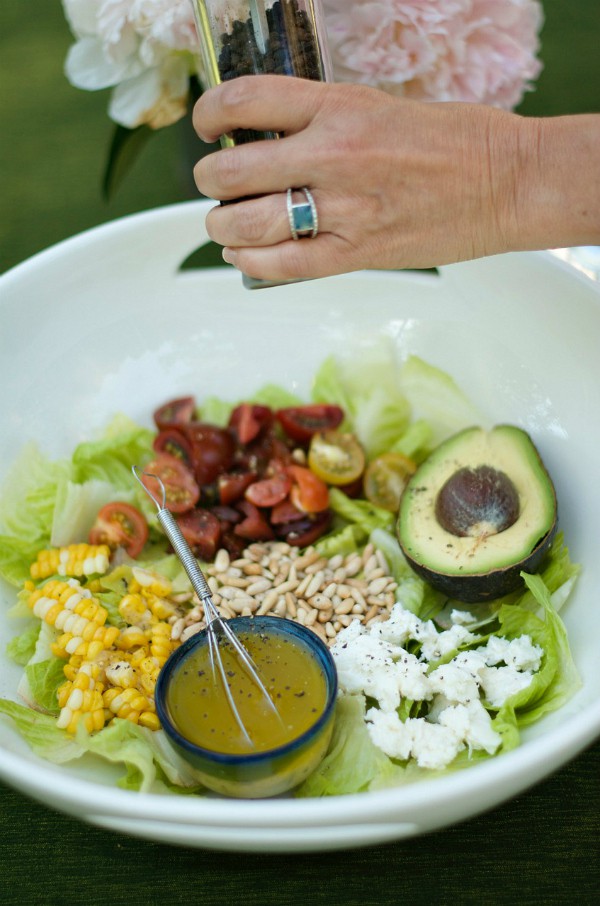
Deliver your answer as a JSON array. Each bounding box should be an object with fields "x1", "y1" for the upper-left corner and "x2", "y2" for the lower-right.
[
  {"x1": 228, "y1": 403, "x2": 274, "y2": 445},
  {"x1": 175, "y1": 509, "x2": 221, "y2": 561},
  {"x1": 281, "y1": 511, "x2": 332, "y2": 547},
  {"x1": 270, "y1": 499, "x2": 305, "y2": 525},
  {"x1": 153, "y1": 427, "x2": 194, "y2": 468},
  {"x1": 218, "y1": 470, "x2": 258, "y2": 505},
  {"x1": 181, "y1": 423, "x2": 236, "y2": 486},
  {"x1": 153, "y1": 396, "x2": 196, "y2": 431},
  {"x1": 140, "y1": 454, "x2": 200, "y2": 513},
  {"x1": 234, "y1": 500, "x2": 274, "y2": 541},
  {"x1": 245, "y1": 475, "x2": 291, "y2": 508},
  {"x1": 287, "y1": 464, "x2": 330, "y2": 513},
  {"x1": 276, "y1": 405, "x2": 344, "y2": 444},
  {"x1": 89, "y1": 502, "x2": 148, "y2": 558}
]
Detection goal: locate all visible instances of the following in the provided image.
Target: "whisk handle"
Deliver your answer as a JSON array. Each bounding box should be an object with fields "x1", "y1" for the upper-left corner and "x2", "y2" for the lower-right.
[{"x1": 156, "y1": 508, "x2": 213, "y2": 602}]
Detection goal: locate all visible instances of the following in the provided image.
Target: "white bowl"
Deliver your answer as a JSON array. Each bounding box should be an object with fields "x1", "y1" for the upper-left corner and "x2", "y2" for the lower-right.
[{"x1": 1, "y1": 200, "x2": 599, "y2": 852}]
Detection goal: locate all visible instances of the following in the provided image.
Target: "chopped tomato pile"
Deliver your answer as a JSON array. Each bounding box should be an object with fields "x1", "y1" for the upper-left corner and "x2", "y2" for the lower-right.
[{"x1": 89, "y1": 395, "x2": 417, "y2": 562}]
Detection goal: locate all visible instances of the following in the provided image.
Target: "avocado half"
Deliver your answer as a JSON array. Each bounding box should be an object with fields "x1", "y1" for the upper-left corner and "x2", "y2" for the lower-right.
[{"x1": 397, "y1": 425, "x2": 558, "y2": 603}]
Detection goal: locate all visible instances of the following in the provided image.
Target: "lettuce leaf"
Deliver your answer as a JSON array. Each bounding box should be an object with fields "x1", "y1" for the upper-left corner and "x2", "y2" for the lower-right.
[
  {"x1": 311, "y1": 339, "x2": 412, "y2": 458},
  {"x1": 399, "y1": 355, "x2": 485, "y2": 445},
  {"x1": 296, "y1": 695, "x2": 403, "y2": 797},
  {"x1": 0, "y1": 699, "x2": 85, "y2": 763}
]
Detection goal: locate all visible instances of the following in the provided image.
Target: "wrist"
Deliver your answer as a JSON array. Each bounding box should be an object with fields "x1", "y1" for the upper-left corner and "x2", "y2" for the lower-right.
[{"x1": 511, "y1": 114, "x2": 600, "y2": 252}]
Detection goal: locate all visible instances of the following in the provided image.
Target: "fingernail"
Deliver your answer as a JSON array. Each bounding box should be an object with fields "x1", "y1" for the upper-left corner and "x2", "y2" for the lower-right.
[{"x1": 222, "y1": 247, "x2": 238, "y2": 267}]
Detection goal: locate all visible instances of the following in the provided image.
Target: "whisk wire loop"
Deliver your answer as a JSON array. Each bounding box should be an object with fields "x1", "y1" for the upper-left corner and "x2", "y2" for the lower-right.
[{"x1": 132, "y1": 466, "x2": 283, "y2": 743}]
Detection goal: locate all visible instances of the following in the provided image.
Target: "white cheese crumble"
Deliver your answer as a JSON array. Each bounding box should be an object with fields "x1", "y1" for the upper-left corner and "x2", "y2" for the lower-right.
[{"x1": 330, "y1": 600, "x2": 543, "y2": 770}]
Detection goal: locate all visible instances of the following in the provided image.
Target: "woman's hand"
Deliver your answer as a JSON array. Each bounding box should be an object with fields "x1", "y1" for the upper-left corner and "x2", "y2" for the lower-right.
[{"x1": 192, "y1": 76, "x2": 598, "y2": 281}]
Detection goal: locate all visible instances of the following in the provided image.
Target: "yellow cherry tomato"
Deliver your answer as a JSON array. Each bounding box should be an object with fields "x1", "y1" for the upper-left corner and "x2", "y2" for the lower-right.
[
  {"x1": 363, "y1": 452, "x2": 417, "y2": 512},
  {"x1": 308, "y1": 431, "x2": 365, "y2": 486}
]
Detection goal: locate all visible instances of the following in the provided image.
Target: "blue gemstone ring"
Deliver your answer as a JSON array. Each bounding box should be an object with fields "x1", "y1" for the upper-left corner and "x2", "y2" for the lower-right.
[{"x1": 287, "y1": 187, "x2": 319, "y2": 240}]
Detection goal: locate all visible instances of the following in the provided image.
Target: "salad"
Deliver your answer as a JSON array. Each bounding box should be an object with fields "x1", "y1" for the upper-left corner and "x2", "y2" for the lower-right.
[{"x1": 0, "y1": 345, "x2": 581, "y2": 796}]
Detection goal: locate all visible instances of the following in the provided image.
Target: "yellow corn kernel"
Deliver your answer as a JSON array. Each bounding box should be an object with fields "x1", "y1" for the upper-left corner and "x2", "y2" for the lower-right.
[
  {"x1": 139, "y1": 711, "x2": 161, "y2": 731},
  {"x1": 131, "y1": 566, "x2": 172, "y2": 598},
  {"x1": 105, "y1": 660, "x2": 137, "y2": 689},
  {"x1": 56, "y1": 687, "x2": 106, "y2": 734},
  {"x1": 150, "y1": 623, "x2": 176, "y2": 666},
  {"x1": 30, "y1": 544, "x2": 111, "y2": 580},
  {"x1": 146, "y1": 593, "x2": 177, "y2": 621},
  {"x1": 129, "y1": 646, "x2": 151, "y2": 668},
  {"x1": 103, "y1": 686, "x2": 151, "y2": 720},
  {"x1": 118, "y1": 593, "x2": 148, "y2": 623},
  {"x1": 52, "y1": 626, "x2": 119, "y2": 661},
  {"x1": 115, "y1": 625, "x2": 149, "y2": 650}
]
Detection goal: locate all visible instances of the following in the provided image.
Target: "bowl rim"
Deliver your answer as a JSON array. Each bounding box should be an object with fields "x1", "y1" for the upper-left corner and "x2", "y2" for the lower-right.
[{"x1": 155, "y1": 615, "x2": 338, "y2": 766}]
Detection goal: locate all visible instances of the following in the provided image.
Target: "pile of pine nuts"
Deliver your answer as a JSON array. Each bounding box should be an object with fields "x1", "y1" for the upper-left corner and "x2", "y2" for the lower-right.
[{"x1": 170, "y1": 541, "x2": 398, "y2": 646}]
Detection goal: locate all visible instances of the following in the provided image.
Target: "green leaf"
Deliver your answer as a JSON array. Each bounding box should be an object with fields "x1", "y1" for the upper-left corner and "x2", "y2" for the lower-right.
[{"x1": 102, "y1": 123, "x2": 154, "y2": 201}]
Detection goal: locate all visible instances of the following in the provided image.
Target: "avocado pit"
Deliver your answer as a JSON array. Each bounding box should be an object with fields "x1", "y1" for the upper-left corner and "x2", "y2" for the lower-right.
[{"x1": 435, "y1": 465, "x2": 520, "y2": 538}]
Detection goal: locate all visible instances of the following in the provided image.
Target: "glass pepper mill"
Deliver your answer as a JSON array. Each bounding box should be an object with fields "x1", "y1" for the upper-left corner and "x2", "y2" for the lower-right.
[{"x1": 189, "y1": 0, "x2": 333, "y2": 288}]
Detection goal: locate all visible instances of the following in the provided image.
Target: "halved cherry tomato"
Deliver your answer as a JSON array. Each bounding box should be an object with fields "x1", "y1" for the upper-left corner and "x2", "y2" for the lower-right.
[
  {"x1": 228, "y1": 403, "x2": 273, "y2": 445},
  {"x1": 287, "y1": 464, "x2": 329, "y2": 513},
  {"x1": 153, "y1": 427, "x2": 194, "y2": 468},
  {"x1": 176, "y1": 509, "x2": 221, "y2": 561},
  {"x1": 276, "y1": 405, "x2": 344, "y2": 444},
  {"x1": 218, "y1": 470, "x2": 257, "y2": 505},
  {"x1": 245, "y1": 475, "x2": 291, "y2": 508},
  {"x1": 89, "y1": 502, "x2": 148, "y2": 558},
  {"x1": 363, "y1": 452, "x2": 417, "y2": 513},
  {"x1": 270, "y1": 499, "x2": 305, "y2": 525},
  {"x1": 233, "y1": 500, "x2": 274, "y2": 541},
  {"x1": 181, "y1": 423, "x2": 236, "y2": 486},
  {"x1": 280, "y1": 511, "x2": 332, "y2": 547},
  {"x1": 140, "y1": 454, "x2": 200, "y2": 513},
  {"x1": 153, "y1": 396, "x2": 196, "y2": 431},
  {"x1": 308, "y1": 430, "x2": 365, "y2": 486}
]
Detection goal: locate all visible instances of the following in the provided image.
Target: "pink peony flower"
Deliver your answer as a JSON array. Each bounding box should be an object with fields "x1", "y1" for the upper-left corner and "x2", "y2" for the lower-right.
[
  {"x1": 62, "y1": 0, "x2": 544, "y2": 131},
  {"x1": 323, "y1": 0, "x2": 544, "y2": 109}
]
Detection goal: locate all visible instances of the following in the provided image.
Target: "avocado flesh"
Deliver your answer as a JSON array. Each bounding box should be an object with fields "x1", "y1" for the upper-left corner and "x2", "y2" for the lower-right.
[{"x1": 397, "y1": 425, "x2": 557, "y2": 602}]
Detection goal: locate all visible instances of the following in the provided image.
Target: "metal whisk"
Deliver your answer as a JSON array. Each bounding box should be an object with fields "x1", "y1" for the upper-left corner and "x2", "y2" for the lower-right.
[{"x1": 132, "y1": 465, "x2": 282, "y2": 748}]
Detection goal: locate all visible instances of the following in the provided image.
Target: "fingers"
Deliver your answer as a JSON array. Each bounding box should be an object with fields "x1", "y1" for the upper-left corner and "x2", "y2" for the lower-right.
[
  {"x1": 206, "y1": 190, "x2": 330, "y2": 249},
  {"x1": 222, "y1": 233, "x2": 361, "y2": 283},
  {"x1": 193, "y1": 75, "x2": 325, "y2": 144}
]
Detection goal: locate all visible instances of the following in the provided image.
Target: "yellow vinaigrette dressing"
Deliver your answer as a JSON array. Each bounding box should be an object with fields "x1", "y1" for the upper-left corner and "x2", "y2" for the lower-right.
[{"x1": 166, "y1": 630, "x2": 328, "y2": 755}]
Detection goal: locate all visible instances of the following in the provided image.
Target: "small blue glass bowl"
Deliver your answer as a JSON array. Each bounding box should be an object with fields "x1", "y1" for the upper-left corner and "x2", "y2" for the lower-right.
[{"x1": 155, "y1": 616, "x2": 338, "y2": 799}]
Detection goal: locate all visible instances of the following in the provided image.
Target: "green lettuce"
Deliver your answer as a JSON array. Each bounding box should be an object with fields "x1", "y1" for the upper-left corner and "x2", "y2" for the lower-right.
[
  {"x1": 296, "y1": 695, "x2": 403, "y2": 797},
  {"x1": 311, "y1": 339, "x2": 412, "y2": 458},
  {"x1": 399, "y1": 355, "x2": 484, "y2": 445}
]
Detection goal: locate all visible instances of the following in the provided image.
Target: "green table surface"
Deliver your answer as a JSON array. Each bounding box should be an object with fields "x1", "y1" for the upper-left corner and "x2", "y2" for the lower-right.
[{"x1": 1, "y1": 3, "x2": 599, "y2": 903}]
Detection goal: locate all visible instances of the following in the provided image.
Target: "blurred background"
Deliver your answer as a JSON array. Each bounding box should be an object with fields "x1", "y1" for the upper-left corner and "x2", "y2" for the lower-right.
[{"x1": 1, "y1": 1, "x2": 599, "y2": 274}]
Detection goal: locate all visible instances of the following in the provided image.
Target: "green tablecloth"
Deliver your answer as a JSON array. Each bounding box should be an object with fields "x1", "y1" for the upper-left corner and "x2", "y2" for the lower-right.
[
  {"x1": 1, "y1": 3, "x2": 599, "y2": 901},
  {"x1": 1, "y1": 741, "x2": 599, "y2": 904}
]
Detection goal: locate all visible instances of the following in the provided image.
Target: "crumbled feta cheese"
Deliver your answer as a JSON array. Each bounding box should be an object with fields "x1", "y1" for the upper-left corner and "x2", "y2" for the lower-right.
[
  {"x1": 331, "y1": 630, "x2": 404, "y2": 711},
  {"x1": 479, "y1": 665, "x2": 535, "y2": 708},
  {"x1": 365, "y1": 708, "x2": 465, "y2": 769},
  {"x1": 419, "y1": 622, "x2": 480, "y2": 661},
  {"x1": 438, "y1": 700, "x2": 501, "y2": 755},
  {"x1": 428, "y1": 662, "x2": 481, "y2": 704},
  {"x1": 483, "y1": 634, "x2": 543, "y2": 672},
  {"x1": 331, "y1": 595, "x2": 543, "y2": 771},
  {"x1": 450, "y1": 609, "x2": 478, "y2": 626}
]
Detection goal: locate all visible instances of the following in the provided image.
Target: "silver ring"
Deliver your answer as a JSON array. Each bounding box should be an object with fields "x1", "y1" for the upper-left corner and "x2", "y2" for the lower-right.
[{"x1": 286, "y1": 187, "x2": 318, "y2": 240}]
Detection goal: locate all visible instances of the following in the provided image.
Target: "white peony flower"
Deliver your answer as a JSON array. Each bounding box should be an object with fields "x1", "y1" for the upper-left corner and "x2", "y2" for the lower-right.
[{"x1": 62, "y1": 0, "x2": 199, "y2": 129}]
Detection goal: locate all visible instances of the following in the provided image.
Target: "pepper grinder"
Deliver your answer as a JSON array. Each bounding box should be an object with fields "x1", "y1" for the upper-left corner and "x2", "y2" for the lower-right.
[{"x1": 190, "y1": 0, "x2": 333, "y2": 288}]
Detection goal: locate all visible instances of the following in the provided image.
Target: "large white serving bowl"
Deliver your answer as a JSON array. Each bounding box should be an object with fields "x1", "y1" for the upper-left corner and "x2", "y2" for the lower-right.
[{"x1": 1, "y1": 200, "x2": 599, "y2": 852}]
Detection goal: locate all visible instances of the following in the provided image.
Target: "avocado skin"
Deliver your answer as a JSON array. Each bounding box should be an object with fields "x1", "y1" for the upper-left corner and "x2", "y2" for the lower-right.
[
  {"x1": 402, "y1": 522, "x2": 557, "y2": 603},
  {"x1": 396, "y1": 425, "x2": 558, "y2": 603}
]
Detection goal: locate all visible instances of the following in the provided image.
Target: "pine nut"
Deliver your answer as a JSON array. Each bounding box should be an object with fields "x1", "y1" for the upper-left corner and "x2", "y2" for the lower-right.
[
  {"x1": 246, "y1": 577, "x2": 272, "y2": 596},
  {"x1": 214, "y1": 549, "x2": 230, "y2": 572}
]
